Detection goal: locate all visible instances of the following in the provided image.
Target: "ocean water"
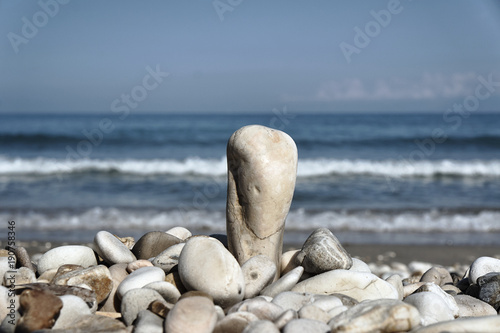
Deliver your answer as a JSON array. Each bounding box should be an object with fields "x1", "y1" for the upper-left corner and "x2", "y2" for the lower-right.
[{"x1": 1, "y1": 113, "x2": 499, "y2": 245}]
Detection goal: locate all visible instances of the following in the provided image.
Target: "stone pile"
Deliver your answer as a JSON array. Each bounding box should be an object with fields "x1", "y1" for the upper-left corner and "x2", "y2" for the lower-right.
[{"x1": 0, "y1": 125, "x2": 499, "y2": 332}]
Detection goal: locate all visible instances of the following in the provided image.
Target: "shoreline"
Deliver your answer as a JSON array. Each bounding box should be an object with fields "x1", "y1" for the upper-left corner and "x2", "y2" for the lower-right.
[{"x1": 5, "y1": 239, "x2": 500, "y2": 267}]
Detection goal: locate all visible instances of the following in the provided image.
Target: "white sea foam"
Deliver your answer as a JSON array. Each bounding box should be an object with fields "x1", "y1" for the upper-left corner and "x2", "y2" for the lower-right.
[
  {"x1": 0, "y1": 156, "x2": 499, "y2": 178},
  {"x1": 2, "y1": 207, "x2": 500, "y2": 234}
]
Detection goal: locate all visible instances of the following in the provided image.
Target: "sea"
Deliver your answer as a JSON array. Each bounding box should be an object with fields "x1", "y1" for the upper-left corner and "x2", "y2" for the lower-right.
[{"x1": 1, "y1": 112, "x2": 499, "y2": 246}]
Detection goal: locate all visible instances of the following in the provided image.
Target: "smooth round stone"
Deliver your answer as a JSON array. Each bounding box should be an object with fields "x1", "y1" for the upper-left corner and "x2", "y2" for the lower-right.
[
  {"x1": 4, "y1": 267, "x2": 36, "y2": 286},
  {"x1": 213, "y1": 311, "x2": 259, "y2": 333},
  {"x1": 228, "y1": 297, "x2": 284, "y2": 321},
  {"x1": 0, "y1": 257, "x2": 12, "y2": 285},
  {"x1": 37, "y1": 246, "x2": 97, "y2": 275},
  {"x1": 243, "y1": 320, "x2": 280, "y2": 333},
  {"x1": 349, "y1": 258, "x2": 371, "y2": 273},
  {"x1": 143, "y1": 281, "x2": 181, "y2": 303},
  {"x1": 311, "y1": 295, "x2": 343, "y2": 312},
  {"x1": 298, "y1": 304, "x2": 330, "y2": 323},
  {"x1": 454, "y1": 294, "x2": 497, "y2": 317},
  {"x1": 127, "y1": 259, "x2": 153, "y2": 273},
  {"x1": 291, "y1": 270, "x2": 398, "y2": 302},
  {"x1": 296, "y1": 228, "x2": 352, "y2": 274},
  {"x1": 52, "y1": 295, "x2": 91, "y2": 329},
  {"x1": 274, "y1": 309, "x2": 298, "y2": 330},
  {"x1": 121, "y1": 288, "x2": 165, "y2": 326},
  {"x1": 241, "y1": 255, "x2": 277, "y2": 299},
  {"x1": 93, "y1": 231, "x2": 136, "y2": 265},
  {"x1": 385, "y1": 274, "x2": 404, "y2": 300},
  {"x1": 132, "y1": 231, "x2": 183, "y2": 260},
  {"x1": 117, "y1": 266, "x2": 165, "y2": 299},
  {"x1": 404, "y1": 292, "x2": 454, "y2": 325},
  {"x1": 178, "y1": 236, "x2": 245, "y2": 308},
  {"x1": 329, "y1": 299, "x2": 420, "y2": 333},
  {"x1": 133, "y1": 310, "x2": 164, "y2": 333},
  {"x1": 226, "y1": 125, "x2": 298, "y2": 279},
  {"x1": 469, "y1": 256, "x2": 500, "y2": 284},
  {"x1": 478, "y1": 273, "x2": 500, "y2": 309},
  {"x1": 283, "y1": 318, "x2": 330, "y2": 333},
  {"x1": 272, "y1": 292, "x2": 315, "y2": 312},
  {"x1": 165, "y1": 296, "x2": 217, "y2": 333},
  {"x1": 53, "y1": 265, "x2": 113, "y2": 304},
  {"x1": 16, "y1": 288, "x2": 63, "y2": 332},
  {"x1": 414, "y1": 282, "x2": 459, "y2": 317},
  {"x1": 420, "y1": 266, "x2": 453, "y2": 286},
  {"x1": 152, "y1": 243, "x2": 185, "y2": 273},
  {"x1": 411, "y1": 315, "x2": 500, "y2": 333},
  {"x1": 260, "y1": 266, "x2": 304, "y2": 298},
  {"x1": 328, "y1": 305, "x2": 349, "y2": 318},
  {"x1": 281, "y1": 249, "x2": 301, "y2": 275},
  {"x1": 0, "y1": 286, "x2": 13, "y2": 323},
  {"x1": 166, "y1": 227, "x2": 192, "y2": 240},
  {"x1": 99, "y1": 263, "x2": 128, "y2": 312}
]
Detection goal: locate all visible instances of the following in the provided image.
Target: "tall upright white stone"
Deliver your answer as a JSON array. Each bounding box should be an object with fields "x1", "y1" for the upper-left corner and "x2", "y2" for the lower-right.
[{"x1": 226, "y1": 125, "x2": 298, "y2": 279}]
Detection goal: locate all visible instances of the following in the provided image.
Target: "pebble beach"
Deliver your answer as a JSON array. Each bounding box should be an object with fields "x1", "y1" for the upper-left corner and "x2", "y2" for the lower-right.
[{"x1": 1, "y1": 124, "x2": 500, "y2": 333}]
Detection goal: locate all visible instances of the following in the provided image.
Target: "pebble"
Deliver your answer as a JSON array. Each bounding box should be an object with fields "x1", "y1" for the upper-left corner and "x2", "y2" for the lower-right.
[
  {"x1": 260, "y1": 266, "x2": 304, "y2": 298},
  {"x1": 0, "y1": 286, "x2": 14, "y2": 323},
  {"x1": 178, "y1": 236, "x2": 245, "y2": 308},
  {"x1": 165, "y1": 295, "x2": 217, "y2": 333},
  {"x1": 420, "y1": 266, "x2": 453, "y2": 286},
  {"x1": 311, "y1": 295, "x2": 343, "y2": 312},
  {"x1": 226, "y1": 125, "x2": 297, "y2": 277},
  {"x1": 131, "y1": 231, "x2": 183, "y2": 260},
  {"x1": 243, "y1": 319, "x2": 280, "y2": 333},
  {"x1": 52, "y1": 295, "x2": 92, "y2": 329},
  {"x1": 143, "y1": 281, "x2": 181, "y2": 303},
  {"x1": 469, "y1": 256, "x2": 500, "y2": 284},
  {"x1": 291, "y1": 270, "x2": 398, "y2": 302},
  {"x1": 283, "y1": 318, "x2": 330, "y2": 333},
  {"x1": 126, "y1": 259, "x2": 153, "y2": 273},
  {"x1": 228, "y1": 297, "x2": 284, "y2": 321},
  {"x1": 281, "y1": 249, "x2": 301, "y2": 275},
  {"x1": 385, "y1": 274, "x2": 404, "y2": 300},
  {"x1": 166, "y1": 226, "x2": 192, "y2": 240},
  {"x1": 37, "y1": 245, "x2": 97, "y2": 275},
  {"x1": 477, "y1": 272, "x2": 500, "y2": 310},
  {"x1": 53, "y1": 264, "x2": 113, "y2": 304},
  {"x1": 3, "y1": 267, "x2": 36, "y2": 285},
  {"x1": 272, "y1": 291, "x2": 314, "y2": 312},
  {"x1": 454, "y1": 294, "x2": 497, "y2": 317},
  {"x1": 6, "y1": 246, "x2": 34, "y2": 272},
  {"x1": 296, "y1": 228, "x2": 352, "y2": 274},
  {"x1": 93, "y1": 231, "x2": 137, "y2": 265},
  {"x1": 241, "y1": 255, "x2": 277, "y2": 299},
  {"x1": 413, "y1": 282, "x2": 460, "y2": 317},
  {"x1": 52, "y1": 313, "x2": 127, "y2": 332},
  {"x1": 16, "y1": 288, "x2": 63, "y2": 332},
  {"x1": 99, "y1": 263, "x2": 128, "y2": 312},
  {"x1": 349, "y1": 258, "x2": 371, "y2": 273},
  {"x1": 329, "y1": 299, "x2": 420, "y2": 333},
  {"x1": 404, "y1": 291, "x2": 455, "y2": 325},
  {"x1": 116, "y1": 266, "x2": 165, "y2": 299},
  {"x1": 120, "y1": 288, "x2": 165, "y2": 326},
  {"x1": 411, "y1": 315, "x2": 500, "y2": 333},
  {"x1": 152, "y1": 243, "x2": 185, "y2": 273},
  {"x1": 298, "y1": 304, "x2": 330, "y2": 323},
  {"x1": 274, "y1": 309, "x2": 298, "y2": 329},
  {"x1": 213, "y1": 311, "x2": 259, "y2": 333},
  {"x1": 133, "y1": 310, "x2": 164, "y2": 333}
]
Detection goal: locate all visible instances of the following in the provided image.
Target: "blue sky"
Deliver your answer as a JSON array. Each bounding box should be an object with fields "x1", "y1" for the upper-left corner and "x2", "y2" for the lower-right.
[{"x1": 1, "y1": 0, "x2": 500, "y2": 113}]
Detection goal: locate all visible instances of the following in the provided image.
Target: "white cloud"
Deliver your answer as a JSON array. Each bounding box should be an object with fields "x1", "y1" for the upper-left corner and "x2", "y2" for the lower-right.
[{"x1": 285, "y1": 72, "x2": 481, "y2": 102}]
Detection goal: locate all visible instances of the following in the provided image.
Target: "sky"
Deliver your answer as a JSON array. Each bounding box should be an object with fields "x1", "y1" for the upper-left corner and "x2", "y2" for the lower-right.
[{"x1": 1, "y1": 0, "x2": 500, "y2": 114}]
